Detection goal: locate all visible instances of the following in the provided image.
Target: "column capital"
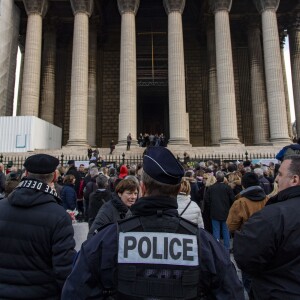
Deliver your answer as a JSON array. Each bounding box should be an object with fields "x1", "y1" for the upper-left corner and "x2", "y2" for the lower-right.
[
  {"x1": 209, "y1": 0, "x2": 232, "y2": 13},
  {"x1": 117, "y1": 0, "x2": 140, "y2": 15},
  {"x1": 253, "y1": 0, "x2": 279, "y2": 14},
  {"x1": 163, "y1": 0, "x2": 186, "y2": 15},
  {"x1": 70, "y1": 0, "x2": 94, "y2": 16},
  {"x1": 22, "y1": 0, "x2": 48, "y2": 17}
]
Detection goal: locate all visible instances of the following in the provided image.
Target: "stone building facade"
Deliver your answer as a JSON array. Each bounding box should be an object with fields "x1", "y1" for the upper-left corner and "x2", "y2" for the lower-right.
[{"x1": 5, "y1": 0, "x2": 300, "y2": 148}]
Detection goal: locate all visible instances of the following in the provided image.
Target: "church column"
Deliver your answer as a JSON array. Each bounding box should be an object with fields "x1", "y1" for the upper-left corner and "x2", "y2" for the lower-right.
[
  {"x1": 164, "y1": 0, "x2": 190, "y2": 145},
  {"x1": 247, "y1": 19, "x2": 269, "y2": 144},
  {"x1": 67, "y1": 0, "x2": 93, "y2": 146},
  {"x1": 206, "y1": 19, "x2": 220, "y2": 145},
  {"x1": 87, "y1": 21, "x2": 98, "y2": 146},
  {"x1": 40, "y1": 21, "x2": 56, "y2": 124},
  {"x1": 253, "y1": 0, "x2": 290, "y2": 143},
  {"x1": 279, "y1": 29, "x2": 292, "y2": 138},
  {"x1": 289, "y1": 13, "x2": 300, "y2": 137},
  {"x1": 117, "y1": 0, "x2": 140, "y2": 146},
  {"x1": 21, "y1": 0, "x2": 48, "y2": 116},
  {"x1": 210, "y1": 0, "x2": 240, "y2": 144}
]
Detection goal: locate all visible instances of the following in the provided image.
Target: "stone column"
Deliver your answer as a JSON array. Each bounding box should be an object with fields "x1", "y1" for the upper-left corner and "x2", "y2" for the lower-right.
[
  {"x1": 40, "y1": 21, "x2": 56, "y2": 124},
  {"x1": 247, "y1": 19, "x2": 269, "y2": 144},
  {"x1": 67, "y1": 0, "x2": 93, "y2": 146},
  {"x1": 117, "y1": 0, "x2": 140, "y2": 146},
  {"x1": 279, "y1": 30, "x2": 292, "y2": 138},
  {"x1": 253, "y1": 0, "x2": 290, "y2": 143},
  {"x1": 289, "y1": 13, "x2": 300, "y2": 137},
  {"x1": 21, "y1": 0, "x2": 48, "y2": 116},
  {"x1": 210, "y1": 0, "x2": 240, "y2": 144},
  {"x1": 206, "y1": 19, "x2": 220, "y2": 145},
  {"x1": 87, "y1": 21, "x2": 97, "y2": 146},
  {"x1": 164, "y1": 0, "x2": 190, "y2": 145}
]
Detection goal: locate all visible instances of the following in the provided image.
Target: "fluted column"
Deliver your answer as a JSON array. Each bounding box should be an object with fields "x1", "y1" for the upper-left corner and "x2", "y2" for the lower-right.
[
  {"x1": 279, "y1": 30, "x2": 292, "y2": 138},
  {"x1": 289, "y1": 13, "x2": 300, "y2": 137},
  {"x1": 164, "y1": 0, "x2": 190, "y2": 145},
  {"x1": 253, "y1": 0, "x2": 290, "y2": 143},
  {"x1": 206, "y1": 19, "x2": 220, "y2": 145},
  {"x1": 87, "y1": 21, "x2": 97, "y2": 146},
  {"x1": 21, "y1": 0, "x2": 48, "y2": 116},
  {"x1": 40, "y1": 21, "x2": 56, "y2": 124},
  {"x1": 67, "y1": 0, "x2": 93, "y2": 146},
  {"x1": 247, "y1": 19, "x2": 269, "y2": 144},
  {"x1": 210, "y1": 0, "x2": 240, "y2": 144},
  {"x1": 117, "y1": 0, "x2": 140, "y2": 146}
]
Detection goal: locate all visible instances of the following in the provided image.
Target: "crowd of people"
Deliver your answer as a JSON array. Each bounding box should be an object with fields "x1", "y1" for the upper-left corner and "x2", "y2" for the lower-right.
[{"x1": 0, "y1": 143, "x2": 300, "y2": 299}]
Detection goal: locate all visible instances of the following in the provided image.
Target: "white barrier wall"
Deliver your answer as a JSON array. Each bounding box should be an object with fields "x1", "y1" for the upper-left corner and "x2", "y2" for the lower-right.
[
  {"x1": 0, "y1": 0, "x2": 20, "y2": 116},
  {"x1": 0, "y1": 116, "x2": 62, "y2": 152}
]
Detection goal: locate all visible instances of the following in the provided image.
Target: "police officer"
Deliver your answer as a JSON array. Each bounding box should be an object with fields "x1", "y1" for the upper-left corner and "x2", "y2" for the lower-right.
[
  {"x1": 0, "y1": 154, "x2": 76, "y2": 300},
  {"x1": 62, "y1": 147, "x2": 245, "y2": 299}
]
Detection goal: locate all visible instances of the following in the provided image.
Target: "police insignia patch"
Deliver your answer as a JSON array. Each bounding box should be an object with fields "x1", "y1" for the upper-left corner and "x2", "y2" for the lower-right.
[{"x1": 118, "y1": 232, "x2": 199, "y2": 266}]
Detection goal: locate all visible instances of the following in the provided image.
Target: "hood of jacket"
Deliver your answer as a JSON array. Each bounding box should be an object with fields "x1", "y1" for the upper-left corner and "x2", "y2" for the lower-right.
[
  {"x1": 8, "y1": 183, "x2": 62, "y2": 208},
  {"x1": 238, "y1": 186, "x2": 266, "y2": 201}
]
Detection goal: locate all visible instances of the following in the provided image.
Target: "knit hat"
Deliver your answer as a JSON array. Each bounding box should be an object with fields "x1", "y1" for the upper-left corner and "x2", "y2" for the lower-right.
[
  {"x1": 143, "y1": 146, "x2": 184, "y2": 185},
  {"x1": 24, "y1": 154, "x2": 59, "y2": 174}
]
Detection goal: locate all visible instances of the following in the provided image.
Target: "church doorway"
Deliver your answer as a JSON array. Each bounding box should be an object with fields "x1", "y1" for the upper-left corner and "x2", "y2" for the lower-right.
[{"x1": 137, "y1": 87, "x2": 169, "y2": 139}]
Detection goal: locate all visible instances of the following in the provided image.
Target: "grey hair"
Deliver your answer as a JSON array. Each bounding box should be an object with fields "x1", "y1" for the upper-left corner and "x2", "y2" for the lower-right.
[
  {"x1": 96, "y1": 175, "x2": 108, "y2": 188},
  {"x1": 216, "y1": 171, "x2": 225, "y2": 182},
  {"x1": 254, "y1": 168, "x2": 263, "y2": 177},
  {"x1": 89, "y1": 167, "x2": 99, "y2": 177}
]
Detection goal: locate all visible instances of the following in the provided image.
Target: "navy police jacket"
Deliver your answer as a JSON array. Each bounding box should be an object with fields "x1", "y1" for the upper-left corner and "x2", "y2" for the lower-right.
[{"x1": 62, "y1": 196, "x2": 244, "y2": 299}]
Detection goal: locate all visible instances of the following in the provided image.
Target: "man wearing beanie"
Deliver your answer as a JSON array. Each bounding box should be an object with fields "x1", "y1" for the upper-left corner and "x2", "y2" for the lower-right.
[
  {"x1": 227, "y1": 172, "x2": 269, "y2": 299},
  {"x1": 227, "y1": 172, "x2": 269, "y2": 233},
  {"x1": 62, "y1": 147, "x2": 244, "y2": 299},
  {"x1": 0, "y1": 154, "x2": 76, "y2": 300}
]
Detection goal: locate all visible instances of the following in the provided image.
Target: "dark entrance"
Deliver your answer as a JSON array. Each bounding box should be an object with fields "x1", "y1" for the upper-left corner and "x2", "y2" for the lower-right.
[{"x1": 137, "y1": 88, "x2": 169, "y2": 138}]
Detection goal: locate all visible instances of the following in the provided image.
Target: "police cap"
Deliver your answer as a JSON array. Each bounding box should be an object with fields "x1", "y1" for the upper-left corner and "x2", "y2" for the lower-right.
[
  {"x1": 24, "y1": 154, "x2": 59, "y2": 174},
  {"x1": 143, "y1": 146, "x2": 184, "y2": 185}
]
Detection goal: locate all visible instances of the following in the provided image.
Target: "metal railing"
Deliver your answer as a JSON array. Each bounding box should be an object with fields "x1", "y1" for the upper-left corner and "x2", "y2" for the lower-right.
[{"x1": 0, "y1": 151, "x2": 277, "y2": 171}]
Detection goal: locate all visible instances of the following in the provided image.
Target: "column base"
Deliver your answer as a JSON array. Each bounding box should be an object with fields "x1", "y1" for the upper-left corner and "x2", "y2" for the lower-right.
[
  {"x1": 168, "y1": 138, "x2": 191, "y2": 146},
  {"x1": 219, "y1": 138, "x2": 241, "y2": 145},
  {"x1": 270, "y1": 137, "x2": 292, "y2": 145},
  {"x1": 66, "y1": 139, "x2": 89, "y2": 147}
]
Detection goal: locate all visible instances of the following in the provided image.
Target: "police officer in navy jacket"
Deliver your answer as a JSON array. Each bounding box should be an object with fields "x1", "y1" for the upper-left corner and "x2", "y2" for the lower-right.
[{"x1": 62, "y1": 147, "x2": 244, "y2": 299}]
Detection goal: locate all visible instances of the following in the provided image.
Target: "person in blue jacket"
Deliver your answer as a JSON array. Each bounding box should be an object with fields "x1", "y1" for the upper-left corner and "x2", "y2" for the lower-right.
[{"x1": 62, "y1": 146, "x2": 245, "y2": 300}]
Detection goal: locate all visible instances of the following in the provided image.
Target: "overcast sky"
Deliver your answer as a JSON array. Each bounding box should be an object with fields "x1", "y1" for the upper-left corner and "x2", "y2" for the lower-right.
[{"x1": 13, "y1": 37, "x2": 296, "y2": 122}]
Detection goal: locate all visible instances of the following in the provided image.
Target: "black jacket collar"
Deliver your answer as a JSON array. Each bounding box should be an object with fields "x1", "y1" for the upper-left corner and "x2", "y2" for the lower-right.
[{"x1": 267, "y1": 185, "x2": 300, "y2": 205}]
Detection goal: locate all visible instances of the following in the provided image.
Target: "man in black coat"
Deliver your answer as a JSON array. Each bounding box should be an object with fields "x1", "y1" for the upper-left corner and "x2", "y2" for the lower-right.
[
  {"x1": 0, "y1": 154, "x2": 76, "y2": 300},
  {"x1": 204, "y1": 171, "x2": 235, "y2": 250},
  {"x1": 234, "y1": 155, "x2": 300, "y2": 299}
]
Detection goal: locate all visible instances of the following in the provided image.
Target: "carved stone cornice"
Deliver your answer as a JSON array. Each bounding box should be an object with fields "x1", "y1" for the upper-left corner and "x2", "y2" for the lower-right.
[
  {"x1": 163, "y1": 0, "x2": 186, "y2": 15},
  {"x1": 22, "y1": 0, "x2": 48, "y2": 17},
  {"x1": 117, "y1": 0, "x2": 140, "y2": 15},
  {"x1": 209, "y1": 0, "x2": 232, "y2": 13},
  {"x1": 70, "y1": 0, "x2": 94, "y2": 16},
  {"x1": 253, "y1": 0, "x2": 279, "y2": 14}
]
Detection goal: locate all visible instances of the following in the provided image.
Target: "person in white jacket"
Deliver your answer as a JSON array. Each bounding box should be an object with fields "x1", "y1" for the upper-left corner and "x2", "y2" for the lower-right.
[{"x1": 177, "y1": 178, "x2": 204, "y2": 228}]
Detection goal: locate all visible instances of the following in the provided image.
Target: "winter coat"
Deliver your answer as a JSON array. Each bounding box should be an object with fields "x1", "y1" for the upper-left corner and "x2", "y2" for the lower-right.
[
  {"x1": 88, "y1": 189, "x2": 112, "y2": 228},
  {"x1": 62, "y1": 196, "x2": 245, "y2": 300},
  {"x1": 204, "y1": 182, "x2": 235, "y2": 220},
  {"x1": 177, "y1": 193, "x2": 204, "y2": 228},
  {"x1": 0, "y1": 179, "x2": 76, "y2": 300},
  {"x1": 61, "y1": 183, "x2": 77, "y2": 210},
  {"x1": 87, "y1": 193, "x2": 129, "y2": 239},
  {"x1": 226, "y1": 186, "x2": 268, "y2": 232},
  {"x1": 234, "y1": 185, "x2": 300, "y2": 299}
]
